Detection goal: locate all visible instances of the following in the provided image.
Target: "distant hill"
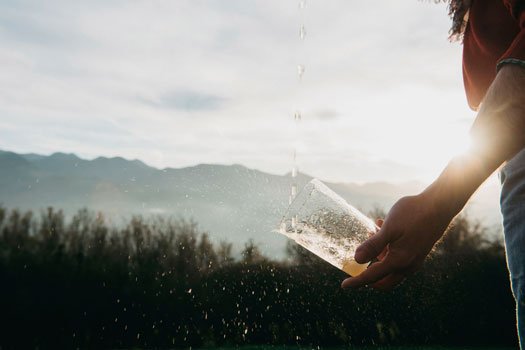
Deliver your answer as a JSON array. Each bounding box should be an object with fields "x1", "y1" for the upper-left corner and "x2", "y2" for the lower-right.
[{"x1": 0, "y1": 149, "x2": 502, "y2": 258}]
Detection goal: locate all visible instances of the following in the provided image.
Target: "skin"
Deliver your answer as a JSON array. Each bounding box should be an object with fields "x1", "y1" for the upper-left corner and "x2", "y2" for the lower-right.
[{"x1": 341, "y1": 63, "x2": 525, "y2": 291}]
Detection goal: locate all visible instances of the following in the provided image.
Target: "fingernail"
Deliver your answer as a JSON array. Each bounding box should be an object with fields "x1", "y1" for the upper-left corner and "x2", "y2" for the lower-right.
[
  {"x1": 354, "y1": 250, "x2": 365, "y2": 264},
  {"x1": 341, "y1": 279, "x2": 355, "y2": 290}
]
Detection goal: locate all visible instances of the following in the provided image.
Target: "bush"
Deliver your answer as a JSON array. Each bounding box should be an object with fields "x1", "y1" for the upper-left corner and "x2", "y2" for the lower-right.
[{"x1": 0, "y1": 207, "x2": 517, "y2": 349}]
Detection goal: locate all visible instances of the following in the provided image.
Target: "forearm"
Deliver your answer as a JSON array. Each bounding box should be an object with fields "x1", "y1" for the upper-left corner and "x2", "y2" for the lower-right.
[
  {"x1": 423, "y1": 64, "x2": 525, "y2": 220},
  {"x1": 343, "y1": 65, "x2": 525, "y2": 291}
]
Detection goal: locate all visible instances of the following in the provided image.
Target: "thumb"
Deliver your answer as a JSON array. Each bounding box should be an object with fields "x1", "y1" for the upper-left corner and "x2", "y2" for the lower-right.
[{"x1": 355, "y1": 229, "x2": 389, "y2": 264}]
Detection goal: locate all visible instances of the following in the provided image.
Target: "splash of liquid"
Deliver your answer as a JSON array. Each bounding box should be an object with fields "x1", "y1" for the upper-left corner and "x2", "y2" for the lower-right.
[
  {"x1": 297, "y1": 64, "x2": 305, "y2": 78},
  {"x1": 299, "y1": 0, "x2": 307, "y2": 9},
  {"x1": 299, "y1": 25, "x2": 306, "y2": 40},
  {"x1": 279, "y1": 179, "x2": 377, "y2": 276},
  {"x1": 289, "y1": 1, "x2": 307, "y2": 206},
  {"x1": 279, "y1": 223, "x2": 367, "y2": 276}
]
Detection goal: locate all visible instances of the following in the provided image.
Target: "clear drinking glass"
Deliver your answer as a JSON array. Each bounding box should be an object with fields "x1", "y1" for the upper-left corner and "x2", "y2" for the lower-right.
[{"x1": 279, "y1": 179, "x2": 378, "y2": 276}]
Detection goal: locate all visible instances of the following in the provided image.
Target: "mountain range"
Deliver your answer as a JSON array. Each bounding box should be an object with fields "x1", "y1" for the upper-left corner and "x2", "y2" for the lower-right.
[{"x1": 0, "y1": 149, "x2": 503, "y2": 258}]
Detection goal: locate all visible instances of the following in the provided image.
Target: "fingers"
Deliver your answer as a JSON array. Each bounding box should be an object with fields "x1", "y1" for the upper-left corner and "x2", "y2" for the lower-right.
[
  {"x1": 377, "y1": 244, "x2": 388, "y2": 261},
  {"x1": 369, "y1": 272, "x2": 405, "y2": 291},
  {"x1": 354, "y1": 229, "x2": 389, "y2": 264},
  {"x1": 341, "y1": 264, "x2": 407, "y2": 291},
  {"x1": 341, "y1": 259, "x2": 392, "y2": 289}
]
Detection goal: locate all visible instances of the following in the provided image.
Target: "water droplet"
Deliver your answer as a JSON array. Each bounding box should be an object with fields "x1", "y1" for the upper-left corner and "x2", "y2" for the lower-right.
[
  {"x1": 136, "y1": 333, "x2": 140, "y2": 340},
  {"x1": 292, "y1": 167, "x2": 298, "y2": 178},
  {"x1": 294, "y1": 111, "x2": 301, "y2": 121},
  {"x1": 299, "y1": 25, "x2": 306, "y2": 40},
  {"x1": 299, "y1": 0, "x2": 307, "y2": 9},
  {"x1": 291, "y1": 184, "x2": 297, "y2": 197},
  {"x1": 297, "y1": 64, "x2": 305, "y2": 78}
]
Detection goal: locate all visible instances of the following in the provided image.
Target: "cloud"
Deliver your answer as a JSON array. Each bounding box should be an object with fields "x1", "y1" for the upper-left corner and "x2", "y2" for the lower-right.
[
  {"x1": 139, "y1": 90, "x2": 226, "y2": 111},
  {"x1": 0, "y1": 0, "x2": 476, "y2": 183},
  {"x1": 315, "y1": 109, "x2": 338, "y2": 121}
]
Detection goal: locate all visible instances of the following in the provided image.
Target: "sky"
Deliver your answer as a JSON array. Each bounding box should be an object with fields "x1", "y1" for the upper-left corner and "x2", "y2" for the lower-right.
[{"x1": 0, "y1": 0, "x2": 480, "y2": 184}]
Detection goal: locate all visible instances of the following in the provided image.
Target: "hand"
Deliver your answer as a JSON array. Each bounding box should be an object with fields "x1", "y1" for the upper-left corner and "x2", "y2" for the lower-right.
[{"x1": 341, "y1": 193, "x2": 454, "y2": 291}]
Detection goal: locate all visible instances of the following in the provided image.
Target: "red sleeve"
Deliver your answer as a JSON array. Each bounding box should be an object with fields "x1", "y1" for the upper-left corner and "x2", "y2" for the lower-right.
[
  {"x1": 503, "y1": 0, "x2": 525, "y2": 20},
  {"x1": 498, "y1": 0, "x2": 525, "y2": 70}
]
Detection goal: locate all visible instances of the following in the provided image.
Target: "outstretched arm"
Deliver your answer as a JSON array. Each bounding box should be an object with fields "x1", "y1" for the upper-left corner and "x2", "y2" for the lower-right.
[{"x1": 342, "y1": 63, "x2": 525, "y2": 290}]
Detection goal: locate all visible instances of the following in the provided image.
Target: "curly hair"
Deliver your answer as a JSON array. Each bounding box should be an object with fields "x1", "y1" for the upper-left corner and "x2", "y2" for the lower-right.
[{"x1": 438, "y1": 0, "x2": 473, "y2": 41}]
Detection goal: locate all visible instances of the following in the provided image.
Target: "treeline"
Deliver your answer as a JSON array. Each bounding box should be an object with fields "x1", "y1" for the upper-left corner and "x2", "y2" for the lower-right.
[{"x1": 0, "y1": 206, "x2": 518, "y2": 349}]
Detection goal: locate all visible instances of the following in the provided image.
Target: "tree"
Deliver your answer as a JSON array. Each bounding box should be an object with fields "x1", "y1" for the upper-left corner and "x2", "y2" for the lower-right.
[{"x1": 241, "y1": 239, "x2": 264, "y2": 265}]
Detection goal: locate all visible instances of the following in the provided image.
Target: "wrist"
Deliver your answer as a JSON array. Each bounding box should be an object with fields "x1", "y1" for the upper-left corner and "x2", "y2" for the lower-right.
[
  {"x1": 420, "y1": 152, "x2": 491, "y2": 220},
  {"x1": 418, "y1": 185, "x2": 460, "y2": 226}
]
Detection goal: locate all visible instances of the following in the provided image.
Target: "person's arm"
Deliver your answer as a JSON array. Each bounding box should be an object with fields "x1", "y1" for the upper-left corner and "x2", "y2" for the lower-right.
[{"x1": 341, "y1": 63, "x2": 525, "y2": 291}]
